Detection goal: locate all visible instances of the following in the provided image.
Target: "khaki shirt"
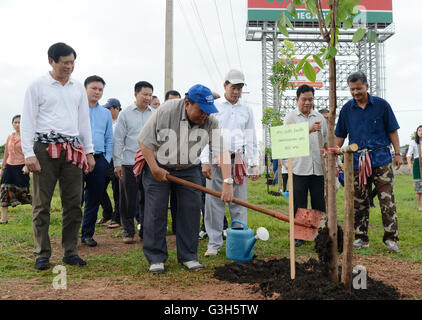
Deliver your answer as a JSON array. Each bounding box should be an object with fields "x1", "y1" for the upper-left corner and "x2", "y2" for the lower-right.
[
  {"x1": 138, "y1": 99, "x2": 225, "y2": 170},
  {"x1": 284, "y1": 108, "x2": 327, "y2": 176}
]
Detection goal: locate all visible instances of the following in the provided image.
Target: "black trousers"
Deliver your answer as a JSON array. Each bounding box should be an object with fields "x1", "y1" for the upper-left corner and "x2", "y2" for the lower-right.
[
  {"x1": 100, "y1": 160, "x2": 120, "y2": 223},
  {"x1": 293, "y1": 174, "x2": 326, "y2": 216}
]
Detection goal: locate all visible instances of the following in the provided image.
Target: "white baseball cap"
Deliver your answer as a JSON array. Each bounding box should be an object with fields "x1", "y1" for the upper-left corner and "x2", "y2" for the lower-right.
[{"x1": 224, "y1": 69, "x2": 246, "y2": 85}]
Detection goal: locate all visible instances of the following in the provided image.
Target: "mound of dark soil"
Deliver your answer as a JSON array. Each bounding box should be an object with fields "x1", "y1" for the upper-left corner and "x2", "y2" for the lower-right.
[
  {"x1": 314, "y1": 225, "x2": 344, "y2": 264},
  {"x1": 214, "y1": 258, "x2": 403, "y2": 300}
]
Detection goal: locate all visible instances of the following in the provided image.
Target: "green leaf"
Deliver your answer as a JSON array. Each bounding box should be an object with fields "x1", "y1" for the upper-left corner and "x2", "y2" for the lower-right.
[
  {"x1": 287, "y1": 3, "x2": 298, "y2": 18},
  {"x1": 277, "y1": 21, "x2": 289, "y2": 37},
  {"x1": 352, "y1": 27, "x2": 366, "y2": 43},
  {"x1": 296, "y1": 54, "x2": 311, "y2": 73},
  {"x1": 352, "y1": 5, "x2": 361, "y2": 14},
  {"x1": 325, "y1": 46, "x2": 338, "y2": 60},
  {"x1": 285, "y1": 16, "x2": 295, "y2": 29},
  {"x1": 303, "y1": 62, "x2": 316, "y2": 82},
  {"x1": 366, "y1": 30, "x2": 377, "y2": 43},
  {"x1": 312, "y1": 54, "x2": 324, "y2": 69},
  {"x1": 325, "y1": 11, "x2": 332, "y2": 28},
  {"x1": 305, "y1": 0, "x2": 317, "y2": 17},
  {"x1": 293, "y1": 0, "x2": 303, "y2": 6},
  {"x1": 342, "y1": 18, "x2": 354, "y2": 30}
]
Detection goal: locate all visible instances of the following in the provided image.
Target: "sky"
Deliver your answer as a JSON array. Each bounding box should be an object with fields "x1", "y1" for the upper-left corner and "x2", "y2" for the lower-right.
[{"x1": 0, "y1": 0, "x2": 420, "y2": 149}]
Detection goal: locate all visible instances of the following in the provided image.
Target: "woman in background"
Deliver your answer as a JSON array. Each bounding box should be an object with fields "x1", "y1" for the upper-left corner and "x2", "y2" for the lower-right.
[
  {"x1": 407, "y1": 125, "x2": 422, "y2": 211},
  {"x1": 0, "y1": 115, "x2": 32, "y2": 223}
]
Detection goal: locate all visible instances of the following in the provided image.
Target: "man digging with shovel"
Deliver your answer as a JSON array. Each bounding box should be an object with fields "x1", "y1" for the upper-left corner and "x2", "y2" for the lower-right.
[{"x1": 136, "y1": 84, "x2": 234, "y2": 274}]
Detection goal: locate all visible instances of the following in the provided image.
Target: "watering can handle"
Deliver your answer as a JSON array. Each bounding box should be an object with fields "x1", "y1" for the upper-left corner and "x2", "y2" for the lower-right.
[{"x1": 231, "y1": 220, "x2": 247, "y2": 230}]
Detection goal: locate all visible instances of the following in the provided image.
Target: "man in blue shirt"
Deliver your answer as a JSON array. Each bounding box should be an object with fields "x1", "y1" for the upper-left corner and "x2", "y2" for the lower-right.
[
  {"x1": 335, "y1": 71, "x2": 403, "y2": 252},
  {"x1": 81, "y1": 75, "x2": 113, "y2": 247}
]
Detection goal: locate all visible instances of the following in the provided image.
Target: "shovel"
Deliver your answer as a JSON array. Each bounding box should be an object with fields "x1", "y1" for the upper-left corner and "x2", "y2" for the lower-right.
[{"x1": 166, "y1": 174, "x2": 327, "y2": 241}]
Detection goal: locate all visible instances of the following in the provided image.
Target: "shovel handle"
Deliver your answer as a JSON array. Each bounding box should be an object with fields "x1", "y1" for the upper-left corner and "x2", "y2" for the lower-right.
[{"x1": 166, "y1": 174, "x2": 313, "y2": 229}]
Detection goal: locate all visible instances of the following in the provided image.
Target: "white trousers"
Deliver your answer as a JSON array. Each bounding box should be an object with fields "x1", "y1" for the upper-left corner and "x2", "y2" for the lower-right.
[{"x1": 204, "y1": 163, "x2": 248, "y2": 251}]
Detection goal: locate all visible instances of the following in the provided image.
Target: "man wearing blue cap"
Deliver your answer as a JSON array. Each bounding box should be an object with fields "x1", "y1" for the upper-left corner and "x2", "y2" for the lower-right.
[{"x1": 138, "y1": 84, "x2": 234, "y2": 274}]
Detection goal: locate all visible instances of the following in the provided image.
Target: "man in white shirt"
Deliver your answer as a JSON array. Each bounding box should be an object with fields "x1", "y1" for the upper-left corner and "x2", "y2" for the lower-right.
[
  {"x1": 200, "y1": 69, "x2": 260, "y2": 256},
  {"x1": 113, "y1": 81, "x2": 155, "y2": 244},
  {"x1": 20, "y1": 42, "x2": 95, "y2": 270}
]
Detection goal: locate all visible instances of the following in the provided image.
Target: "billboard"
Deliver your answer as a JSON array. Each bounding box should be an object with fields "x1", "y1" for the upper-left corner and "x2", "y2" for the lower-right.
[{"x1": 248, "y1": 0, "x2": 393, "y2": 24}]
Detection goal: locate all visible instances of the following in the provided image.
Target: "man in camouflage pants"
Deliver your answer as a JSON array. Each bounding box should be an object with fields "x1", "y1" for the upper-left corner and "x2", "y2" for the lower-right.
[
  {"x1": 353, "y1": 164, "x2": 398, "y2": 245},
  {"x1": 335, "y1": 71, "x2": 403, "y2": 252}
]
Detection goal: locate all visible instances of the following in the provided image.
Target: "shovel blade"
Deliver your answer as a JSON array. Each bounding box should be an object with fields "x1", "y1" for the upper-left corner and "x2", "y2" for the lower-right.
[{"x1": 293, "y1": 208, "x2": 326, "y2": 241}]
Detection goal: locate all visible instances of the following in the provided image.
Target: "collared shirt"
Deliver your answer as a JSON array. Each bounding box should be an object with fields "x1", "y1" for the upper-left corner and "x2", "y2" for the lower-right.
[
  {"x1": 89, "y1": 103, "x2": 113, "y2": 163},
  {"x1": 406, "y1": 140, "x2": 419, "y2": 160},
  {"x1": 335, "y1": 94, "x2": 399, "y2": 170},
  {"x1": 284, "y1": 108, "x2": 328, "y2": 176},
  {"x1": 20, "y1": 72, "x2": 94, "y2": 158},
  {"x1": 199, "y1": 96, "x2": 259, "y2": 166},
  {"x1": 113, "y1": 103, "x2": 155, "y2": 166},
  {"x1": 138, "y1": 98, "x2": 224, "y2": 170}
]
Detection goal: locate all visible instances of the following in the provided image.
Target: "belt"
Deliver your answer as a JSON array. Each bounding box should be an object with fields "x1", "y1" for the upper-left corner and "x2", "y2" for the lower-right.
[{"x1": 94, "y1": 153, "x2": 104, "y2": 159}]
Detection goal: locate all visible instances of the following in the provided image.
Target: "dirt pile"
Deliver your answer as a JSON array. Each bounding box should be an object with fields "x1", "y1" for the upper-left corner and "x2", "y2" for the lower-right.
[{"x1": 214, "y1": 258, "x2": 403, "y2": 300}]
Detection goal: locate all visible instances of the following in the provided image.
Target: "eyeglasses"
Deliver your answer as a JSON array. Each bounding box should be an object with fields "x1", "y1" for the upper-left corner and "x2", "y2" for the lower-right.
[{"x1": 58, "y1": 60, "x2": 75, "y2": 66}]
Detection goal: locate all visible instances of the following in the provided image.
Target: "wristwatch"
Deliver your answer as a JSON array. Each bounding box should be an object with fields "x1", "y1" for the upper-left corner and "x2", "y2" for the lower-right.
[{"x1": 223, "y1": 178, "x2": 234, "y2": 185}]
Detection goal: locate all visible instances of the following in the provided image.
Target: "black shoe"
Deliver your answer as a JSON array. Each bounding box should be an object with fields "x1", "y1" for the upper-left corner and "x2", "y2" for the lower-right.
[
  {"x1": 34, "y1": 257, "x2": 50, "y2": 270},
  {"x1": 294, "y1": 239, "x2": 304, "y2": 247},
  {"x1": 81, "y1": 237, "x2": 97, "y2": 247},
  {"x1": 62, "y1": 255, "x2": 87, "y2": 266}
]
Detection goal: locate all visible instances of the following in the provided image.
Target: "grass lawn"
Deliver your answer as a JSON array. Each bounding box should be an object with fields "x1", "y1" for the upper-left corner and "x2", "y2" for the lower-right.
[{"x1": 0, "y1": 173, "x2": 421, "y2": 290}]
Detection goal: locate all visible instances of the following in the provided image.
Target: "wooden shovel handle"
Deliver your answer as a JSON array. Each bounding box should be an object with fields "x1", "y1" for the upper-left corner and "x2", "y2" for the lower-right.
[{"x1": 166, "y1": 174, "x2": 312, "y2": 229}]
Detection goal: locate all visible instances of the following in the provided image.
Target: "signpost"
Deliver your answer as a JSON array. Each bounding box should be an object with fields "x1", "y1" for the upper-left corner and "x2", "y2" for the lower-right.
[{"x1": 271, "y1": 122, "x2": 310, "y2": 279}]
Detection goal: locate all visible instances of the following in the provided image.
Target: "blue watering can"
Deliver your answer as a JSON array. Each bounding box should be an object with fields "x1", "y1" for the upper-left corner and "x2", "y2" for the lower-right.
[{"x1": 226, "y1": 220, "x2": 269, "y2": 262}]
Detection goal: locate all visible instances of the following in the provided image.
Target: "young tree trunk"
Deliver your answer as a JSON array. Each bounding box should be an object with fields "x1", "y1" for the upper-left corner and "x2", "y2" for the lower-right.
[{"x1": 327, "y1": 57, "x2": 338, "y2": 283}]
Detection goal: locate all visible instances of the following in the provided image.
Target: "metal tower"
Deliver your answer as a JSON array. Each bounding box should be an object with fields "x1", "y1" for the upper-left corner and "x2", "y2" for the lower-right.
[{"x1": 246, "y1": 19, "x2": 395, "y2": 148}]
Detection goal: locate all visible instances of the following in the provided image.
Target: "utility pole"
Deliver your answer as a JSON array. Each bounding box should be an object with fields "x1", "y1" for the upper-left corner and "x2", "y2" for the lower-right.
[{"x1": 165, "y1": 0, "x2": 173, "y2": 96}]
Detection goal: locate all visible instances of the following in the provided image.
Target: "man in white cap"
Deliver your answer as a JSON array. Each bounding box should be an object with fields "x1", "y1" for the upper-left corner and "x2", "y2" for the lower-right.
[{"x1": 200, "y1": 69, "x2": 260, "y2": 256}]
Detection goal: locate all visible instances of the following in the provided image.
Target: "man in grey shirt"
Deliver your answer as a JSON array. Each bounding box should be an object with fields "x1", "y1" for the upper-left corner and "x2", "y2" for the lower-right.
[
  {"x1": 284, "y1": 84, "x2": 327, "y2": 247},
  {"x1": 113, "y1": 81, "x2": 155, "y2": 244},
  {"x1": 138, "y1": 84, "x2": 234, "y2": 274}
]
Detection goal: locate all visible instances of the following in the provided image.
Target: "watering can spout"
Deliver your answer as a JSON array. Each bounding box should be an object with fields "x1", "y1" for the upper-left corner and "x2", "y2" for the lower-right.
[
  {"x1": 245, "y1": 227, "x2": 270, "y2": 258},
  {"x1": 245, "y1": 238, "x2": 258, "y2": 258}
]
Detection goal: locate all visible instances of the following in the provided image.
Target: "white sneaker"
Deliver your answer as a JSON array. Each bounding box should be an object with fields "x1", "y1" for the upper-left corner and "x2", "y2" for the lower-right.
[
  {"x1": 204, "y1": 248, "x2": 218, "y2": 257},
  {"x1": 198, "y1": 230, "x2": 207, "y2": 240},
  {"x1": 353, "y1": 239, "x2": 369, "y2": 249},
  {"x1": 182, "y1": 260, "x2": 204, "y2": 271},
  {"x1": 385, "y1": 240, "x2": 399, "y2": 252},
  {"x1": 149, "y1": 263, "x2": 165, "y2": 274}
]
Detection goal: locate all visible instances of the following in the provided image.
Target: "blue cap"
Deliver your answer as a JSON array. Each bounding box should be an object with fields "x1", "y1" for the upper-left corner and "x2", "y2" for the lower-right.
[
  {"x1": 187, "y1": 84, "x2": 218, "y2": 114},
  {"x1": 103, "y1": 98, "x2": 121, "y2": 109}
]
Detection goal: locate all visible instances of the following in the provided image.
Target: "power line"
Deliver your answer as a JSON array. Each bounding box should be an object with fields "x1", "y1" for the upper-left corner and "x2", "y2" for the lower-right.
[
  {"x1": 229, "y1": 0, "x2": 243, "y2": 71},
  {"x1": 213, "y1": 0, "x2": 231, "y2": 70},
  {"x1": 190, "y1": 0, "x2": 224, "y2": 80},
  {"x1": 176, "y1": 0, "x2": 218, "y2": 89}
]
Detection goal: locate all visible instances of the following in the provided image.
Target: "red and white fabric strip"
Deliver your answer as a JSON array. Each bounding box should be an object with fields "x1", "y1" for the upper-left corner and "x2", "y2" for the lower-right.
[
  {"x1": 46, "y1": 142, "x2": 89, "y2": 172},
  {"x1": 358, "y1": 149, "x2": 372, "y2": 190},
  {"x1": 233, "y1": 153, "x2": 247, "y2": 185},
  {"x1": 133, "y1": 149, "x2": 146, "y2": 177}
]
